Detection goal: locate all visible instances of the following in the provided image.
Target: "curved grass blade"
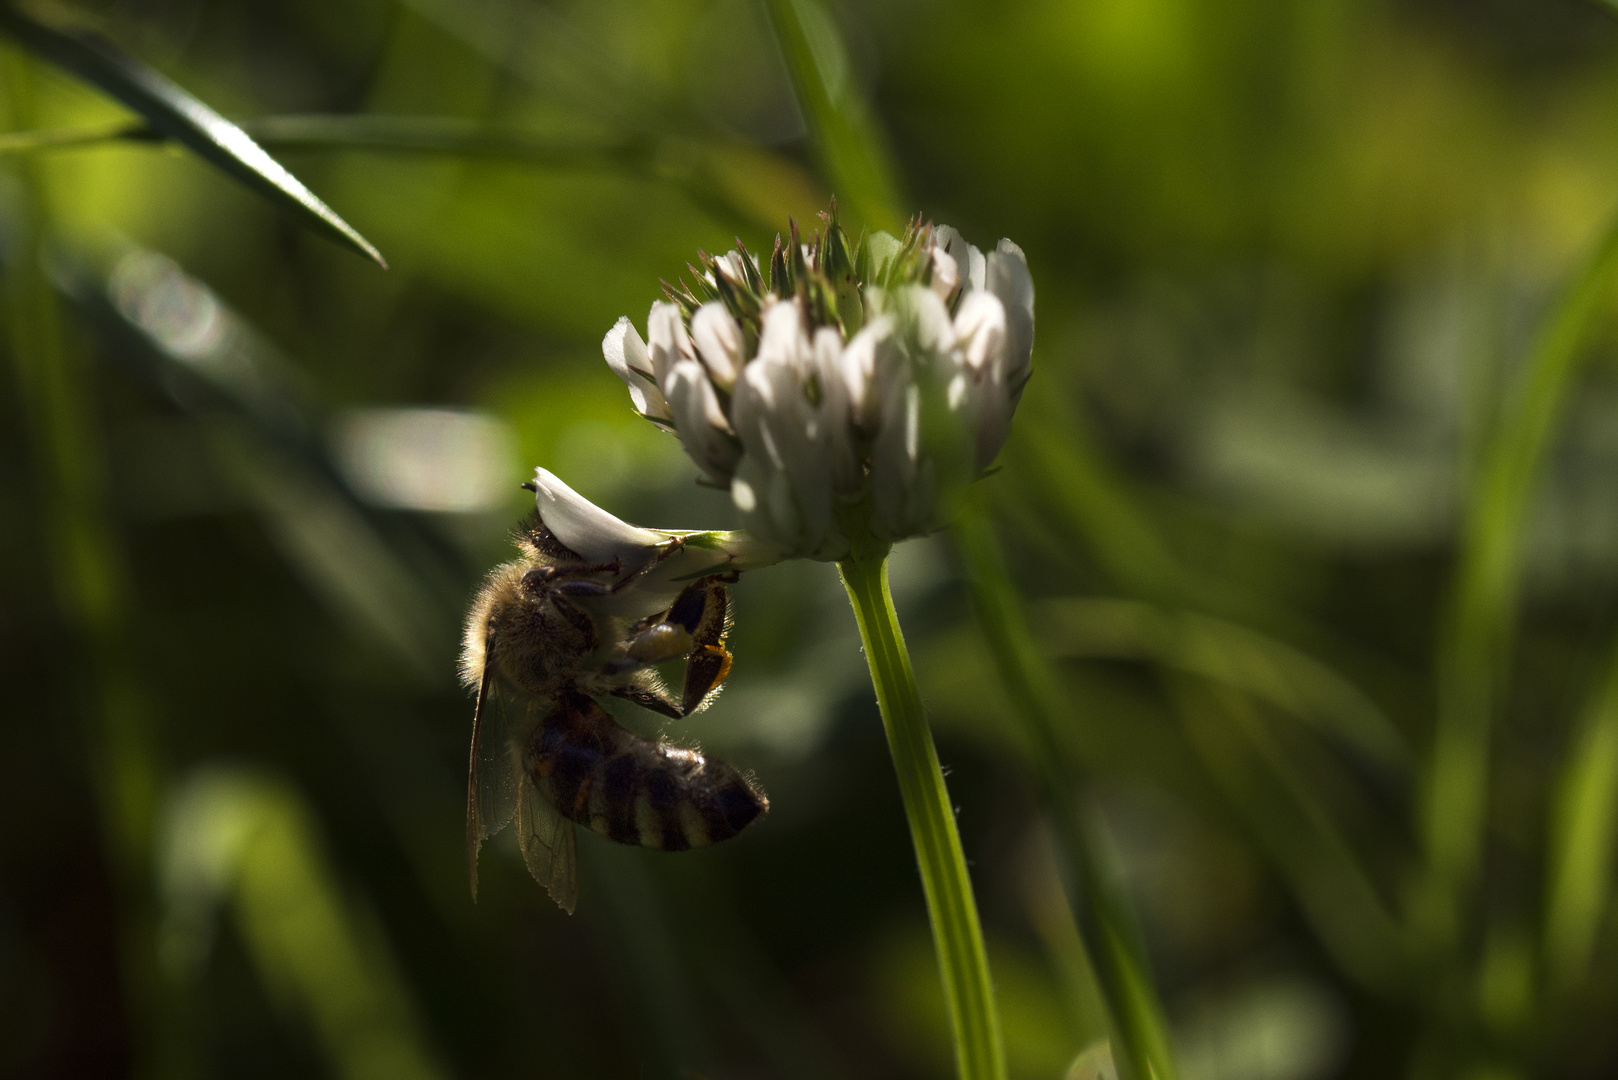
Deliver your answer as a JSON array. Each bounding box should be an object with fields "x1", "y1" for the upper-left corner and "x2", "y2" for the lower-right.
[
  {"x1": 1173, "y1": 682, "x2": 1407, "y2": 991},
  {"x1": 1544, "y1": 635, "x2": 1618, "y2": 993},
  {"x1": 761, "y1": 0, "x2": 902, "y2": 230},
  {"x1": 161, "y1": 768, "x2": 450, "y2": 1080},
  {"x1": 1038, "y1": 597, "x2": 1411, "y2": 773},
  {"x1": 0, "y1": 6, "x2": 385, "y2": 267},
  {"x1": 1424, "y1": 211, "x2": 1618, "y2": 941}
]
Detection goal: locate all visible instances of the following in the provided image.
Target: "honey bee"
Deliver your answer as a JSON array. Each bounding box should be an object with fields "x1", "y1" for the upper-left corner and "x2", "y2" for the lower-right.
[{"x1": 461, "y1": 505, "x2": 768, "y2": 913}]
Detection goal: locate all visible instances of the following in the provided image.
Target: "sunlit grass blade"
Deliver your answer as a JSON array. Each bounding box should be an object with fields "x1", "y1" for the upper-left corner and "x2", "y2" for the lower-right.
[
  {"x1": 0, "y1": 7, "x2": 385, "y2": 266},
  {"x1": 1423, "y1": 212, "x2": 1618, "y2": 941},
  {"x1": 954, "y1": 506, "x2": 1181, "y2": 1080},
  {"x1": 1544, "y1": 635, "x2": 1618, "y2": 993},
  {"x1": 160, "y1": 768, "x2": 449, "y2": 1080},
  {"x1": 839, "y1": 545, "x2": 1008, "y2": 1080},
  {"x1": 0, "y1": 114, "x2": 789, "y2": 231},
  {"x1": 1038, "y1": 597, "x2": 1410, "y2": 773},
  {"x1": 0, "y1": 116, "x2": 151, "y2": 150},
  {"x1": 761, "y1": 0, "x2": 902, "y2": 230}
]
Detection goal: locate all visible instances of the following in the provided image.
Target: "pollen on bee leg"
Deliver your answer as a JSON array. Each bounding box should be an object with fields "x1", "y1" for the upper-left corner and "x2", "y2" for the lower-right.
[
  {"x1": 681, "y1": 643, "x2": 733, "y2": 715},
  {"x1": 626, "y1": 620, "x2": 694, "y2": 665}
]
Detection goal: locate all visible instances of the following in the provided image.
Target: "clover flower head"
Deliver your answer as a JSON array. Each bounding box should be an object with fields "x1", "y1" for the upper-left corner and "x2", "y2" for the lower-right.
[{"x1": 601, "y1": 205, "x2": 1034, "y2": 560}]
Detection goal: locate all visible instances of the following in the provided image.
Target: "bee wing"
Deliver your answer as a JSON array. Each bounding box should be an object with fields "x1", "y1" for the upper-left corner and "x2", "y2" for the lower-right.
[
  {"x1": 517, "y1": 764, "x2": 579, "y2": 914},
  {"x1": 467, "y1": 648, "x2": 522, "y2": 900}
]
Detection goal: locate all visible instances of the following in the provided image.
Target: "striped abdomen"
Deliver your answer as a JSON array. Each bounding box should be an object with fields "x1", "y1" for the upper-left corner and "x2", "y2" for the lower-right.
[{"x1": 528, "y1": 691, "x2": 767, "y2": 851}]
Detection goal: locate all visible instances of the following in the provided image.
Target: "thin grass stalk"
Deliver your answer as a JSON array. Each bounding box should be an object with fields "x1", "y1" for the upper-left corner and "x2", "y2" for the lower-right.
[
  {"x1": 1424, "y1": 213, "x2": 1618, "y2": 946},
  {"x1": 954, "y1": 506, "x2": 1182, "y2": 1080},
  {"x1": 760, "y1": 0, "x2": 903, "y2": 231},
  {"x1": 0, "y1": 117, "x2": 773, "y2": 230},
  {"x1": 838, "y1": 543, "x2": 1007, "y2": 1080}
]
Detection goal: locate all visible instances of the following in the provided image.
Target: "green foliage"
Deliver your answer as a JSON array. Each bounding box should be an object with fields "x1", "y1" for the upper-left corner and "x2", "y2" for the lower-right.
[{"x1": 5, "y1": 2, "x2": 1618, "y2": 1079}]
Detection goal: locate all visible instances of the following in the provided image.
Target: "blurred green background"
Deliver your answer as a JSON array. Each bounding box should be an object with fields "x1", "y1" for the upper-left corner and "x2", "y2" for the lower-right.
[{"x1": 5, "y1": 0, "x2": 1618, "y2": 1078}]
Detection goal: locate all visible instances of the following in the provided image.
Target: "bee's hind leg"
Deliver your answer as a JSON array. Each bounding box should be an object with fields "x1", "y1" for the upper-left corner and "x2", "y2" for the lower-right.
[
  {"x1": 667, "y1": 577, "x2": 734, "y2": 716},
  {"x1": 611, "y1": 576, "x2": 735, "y2": 717}
]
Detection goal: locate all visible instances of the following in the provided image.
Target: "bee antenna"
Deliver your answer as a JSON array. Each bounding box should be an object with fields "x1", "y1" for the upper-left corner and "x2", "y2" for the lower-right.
[{"x1": 520, "y1": 481, "x2": 538, "y2": 492}]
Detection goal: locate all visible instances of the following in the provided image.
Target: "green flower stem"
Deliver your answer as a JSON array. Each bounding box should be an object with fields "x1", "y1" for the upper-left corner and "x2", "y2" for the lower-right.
[{"x1": 838, "y1": 544, "x2": 1007, "y2": 1080}]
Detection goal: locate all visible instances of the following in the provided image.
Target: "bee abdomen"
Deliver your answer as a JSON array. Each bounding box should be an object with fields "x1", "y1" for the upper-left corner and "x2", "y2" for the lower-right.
[
  {"x1": 584, "y1": 744, "x2": 766, "y2": 851},
  {"x1": 531, "y1": 694, "x2": 768, "y2": 852}
]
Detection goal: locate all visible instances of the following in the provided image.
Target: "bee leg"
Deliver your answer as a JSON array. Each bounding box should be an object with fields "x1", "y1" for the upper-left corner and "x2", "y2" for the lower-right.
[
  {"x1": 610, "y1": 678, "x2": 683, "y2": 720},
  {"x1": 665, "y1": 577, "x2": 733, "y2": 716}
]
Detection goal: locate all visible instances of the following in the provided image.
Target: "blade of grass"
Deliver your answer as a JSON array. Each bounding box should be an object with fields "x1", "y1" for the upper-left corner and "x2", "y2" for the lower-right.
[
  {"x1": 761, "y1": 0, "x2": 903, "y2": 231},
  {"x1": 955, "y1": 505, "x2": 1182, "y2": 1080},
  {"x1": 0, "y1": 117, "x2": 151, "y2": 150},
  {"x1": 1423, "y1": 211, "x2": 1618, "y2": 945},
  {"x1": 161, "y1": 768, "x2": 450, "y2": 1080},
  {"x1": 0, "y1": 6, "x2": 384, "y2": 266},
  {"x1": 1037, "y1": 597, "x2": 1411, "y2": 773},
  {"x1": 1173, "y1": 682, "x2": 1407, "y2": 992},
  {"x1": 0, "y1": 114, "x2": 785, "y2": 231},
  {"x1": 1544, "y1": 634, "x2": 1618, "y2": 993}
]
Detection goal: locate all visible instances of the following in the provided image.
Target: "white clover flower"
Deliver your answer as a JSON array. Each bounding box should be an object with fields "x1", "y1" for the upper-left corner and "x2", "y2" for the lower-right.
[
  {"x1": 527, "y1": 467, "x2": 781, "y2": 617},
  {"x1": 602, "y1": 208, "x2": 1034, "y2": 559}
]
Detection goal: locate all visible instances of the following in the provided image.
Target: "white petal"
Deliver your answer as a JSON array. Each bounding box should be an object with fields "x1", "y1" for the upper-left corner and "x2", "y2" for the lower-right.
[
  {"x1": 602, "y1": 317, "x2": 671, "y2": 421},
  {"x1": 646, "y1": 301, "x2": 693, "y2": 391},
  {"x1": 953, "y1": 291, "x2": 1007, "y2": 377},
  {"x1": 839, "y1": 316, "x2": 890, "y2": 432},
  {"x1": 871, "y1": 381, "x2": 921, "y2": 539},
  {"x1": 813, "y1": 326, "x2": 861, "y2": 494},
  {"x1": 934, "y1": 225, "x2": 984, "y2": 294},
  {"x1": 929, "y1": 244, "x2": 959, "y2": 304},
  {"x1": 756, "y1": 298, "x2": 811, "y2": 372},
  {"x1": 974, "y1": 387, "x2": 1016, "y2": 472},
  {"x1": 532, "y1": 467, "x2": 663, "y2": 564},
  {"x1": 728, "y1": 328, "x2": 835, "y2": 556},
  {"x1": 665, "y1": 359, "x2": 740, "y2": 483},
  {"x1": 691, "y1": 302, "x2": 744, "y2": 389},
  {"x1": 904, "y1": 284, "x2": 958, "y2": 358},
  {"x1": 532, "y1": 467, "x2": 776, "y2": 617},
  {"x1": 987, "y1": 240, "x2": 1034, "y2": 391}
]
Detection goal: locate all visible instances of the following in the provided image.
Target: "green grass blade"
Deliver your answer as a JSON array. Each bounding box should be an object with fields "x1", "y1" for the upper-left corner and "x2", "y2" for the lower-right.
[
  {"x1": 1174, "y1": 683, "x2": 1407, "y2": 991},
  {"x1": 1544, "y1": 636, "x2": 1618, "y2": 992},
  {"x1": 1423, "y1": 212, "x2": 1618, "y2": 940},
  {"x1": 0, "y1": 117, "x2": 151, "y2": 150},
  {"x1": 761, "y1": 0, "x2": 903, "y2": 230},
  {"x1": 1038, "y1": 597, "x2": 1411, "y2": 773},
  {"x1": 839, "y1": 546, "x2": 1008, "y2": 1080},
  {"x1": 0, "y1": 8, "x2": 384, "y2": 266},
  {"x1": 161, "y1": 769, "x2": 449, "y2": 1080},
  {"x1": 954, "y1": 506, "x2": 1182, "y2": 1080}
]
